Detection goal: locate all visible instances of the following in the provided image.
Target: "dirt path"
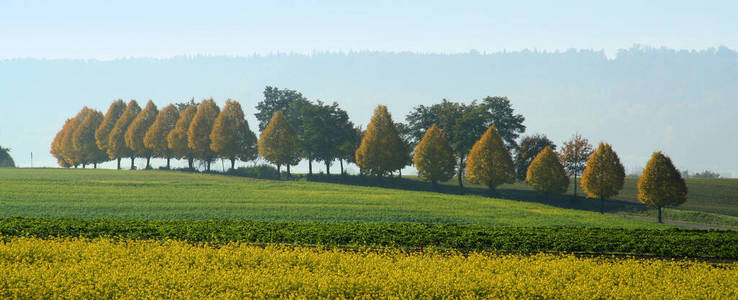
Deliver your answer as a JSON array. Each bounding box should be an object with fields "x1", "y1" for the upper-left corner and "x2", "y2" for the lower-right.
[{"x1": 610, "y1": 214, "x2": 738, "y2": 230}]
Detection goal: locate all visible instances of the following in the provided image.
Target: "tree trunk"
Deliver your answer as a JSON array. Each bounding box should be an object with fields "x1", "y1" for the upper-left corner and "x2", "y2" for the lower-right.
[
  {"x1": 457, "y1": 157, "x2": 465, "y2": 188},
  {"x1": 308, "y1": 159, "x2": 313, "y2": 175},
  {"x1": 206, "y1": 160, "x2": 211, "y2": 172},
  {"x1": 146, "y1": 157, "x2": 151, "y2": 169},
  {"x1": 339, "y1": 159, "x2": 344, "y2": 175},
  {"x1": 286, "y1": 164, "x2": 291, "y2": 177},
  {"x1": 188, "y1": 158, "x2": 193, "y2": 169},
  {"x1": 600, "y1": 197, "x2": 605, "y2": 214},
  {"x1": 117, "y1": 158, "x2": 121, "y2": 170},
  {"x1": 573, "y1": 173, "x2": 578, "y2": 198},
  {"x1": 74, "y1": 164, "x2": 78, "y2": 169},
  {"x1": 82, "y1": 163, "x2": 86, "y2": 169},
  {"x1": 166, "y1": 157, "x2": 171, "y2": 169},
  {"x1": 658, "y1": 206, "x2": 662, "y2": 223},
  {"x1": 93, "y1": 163, "x2": 97, "y2": 169},
  {"x1": 130, "y1": 156, "x2": 135, "y2": 169},
  {"x1": 398, "y1": 169, "x2": 402, "y2": 178},
  {"x1": 277, "y1": 164, "x2": 281, "y2": 174},
  {"x1": 326, "y1": 161, "x2": 330, "y2": 175},
  {"x1": 230, "y1": 159, "x2": 235, "y2": 170}
]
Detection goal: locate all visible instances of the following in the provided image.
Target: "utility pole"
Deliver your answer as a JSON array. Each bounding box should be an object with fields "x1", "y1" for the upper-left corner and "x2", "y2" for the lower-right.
[{"x1": 30, "y1": 152, "x2": 33, "y2": 168}]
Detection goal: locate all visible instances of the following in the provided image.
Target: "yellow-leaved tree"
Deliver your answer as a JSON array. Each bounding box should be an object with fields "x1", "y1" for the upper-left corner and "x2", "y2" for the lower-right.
[
  {"x1": 51, "y1": 119, "x2": 72, "y2": 167},
  {"x1": 72, "y1": 109, "x2": 107, "y2": 168},
  {"x1": 210, "y1": 100, "x2": 257, "y2": 170},
  {"x1": 355, "y1": 105, "x2": 409, "y2": 176},
  {"x1": 60, "y1": 107, "x2": 90, "y2": 167},
  {"x1": 126, "y1": 100, "x2": 158, "y2": 169},
  {"x1": 580, "y1": 142, "x2": 625, "y2": 213},
  {"x1": 108, "y1": 100, "x2": 141, "y2": 169},
  {"x1": 188, "y1": 99, "x2": 220, "y2": 171},
  {"x1": 95, "y1": 99, "x2": 127, "y2": 168},
  {"x1": 145, "y1": 104, "x2": 180, "y2": 169},
  {"x1": 413, "y1": 124, "x2": 456, "y2": 186},
  {"x1": 258, "y1": 110, "x2": 299, "y2": 175},
  {"x1": 637, "y1": 152, "x2": 688, "y2": 223},
  {"x1": 167, "y1": 104, "x2": 197, "y2": 169},
  {"x1": 465, "y1": 125, "x2": 515, "y2": 191},
  {"x1": 526, "y1": 146, "x2": 569, "y2": 196}
]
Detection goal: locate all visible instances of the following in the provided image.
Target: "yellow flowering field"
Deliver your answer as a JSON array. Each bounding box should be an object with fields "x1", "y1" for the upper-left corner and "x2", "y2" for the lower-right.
[{"x1": 0, "y1": 237, "x2": 736, "y2": 299}]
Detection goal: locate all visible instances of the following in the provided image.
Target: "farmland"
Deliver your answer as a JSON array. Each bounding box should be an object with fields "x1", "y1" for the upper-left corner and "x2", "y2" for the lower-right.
[
  {"x1": 0, "y1": 168, "x2": 666, "y2": 228},
  {"x1": 1, "y1": 236, "x2": 736, "y2": 299}
]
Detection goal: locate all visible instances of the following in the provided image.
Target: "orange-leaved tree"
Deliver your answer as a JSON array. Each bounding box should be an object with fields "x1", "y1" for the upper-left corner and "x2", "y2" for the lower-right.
[
  {"x1": 108, "y1": 100, "x2": 141, "y2": 169},
  {"x1": 355, "y1": 105, "x2": 409, "y2": 176},
  {"x1": 188, "y1": 99, "x2": 220, "y2": 171},
  {"x1": 581, "y1": 142, "x2": 625, "y2": 214},
  {"x1": 526, "y1": 146, "x2": 569, "y2": 196},
  {"x1": 210, "y1": 100, "x2": 257, "y2": 170},
  {"x1": 413, "y1": 124, "x2": 456, "y2": 186},
  {"x1": 145, "y1": 104, "x2": 180, "y2": 169},
  {"x1": 72, "y1": 109, "x2": 107, "y2": 168},
  {"x1": 95, "y1": 99, "x2": 127, "y2": 168},
  {"x1": 559, "y1": 133, "x2": 594, "y2": 198},
  {"x1": 126, "y1": 100, "x2": 158, "y2": 169},
  {"x1": 258, "y1": 110, "x2": 299, "y2": 175},
  {"x1": 465, "y1": 125, "x2": 515, "y2": 191},
  {"x1": 60, "y1": 107, "x2": 91, "y2": 167},
  {"x1": 637, "y1": 152, "x2": 688, "y2": 223},
  {"x1": 167, "y1": 104, "x2": 197, "y2": 169}
]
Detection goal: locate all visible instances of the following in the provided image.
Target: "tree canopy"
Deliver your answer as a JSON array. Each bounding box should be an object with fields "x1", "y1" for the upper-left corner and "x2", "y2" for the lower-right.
[
  {"x1": 107, "y1": 100, "x2": 141, "y2": 169},
  {"x1": 413, "y1": 124, "x2": 456, "y2": 185},
  {"x1": 0, "y1": 146, "x2": 15, "y2": 167},
  {"x1": 514, "y1": 134, "x2": 557, "y2": 180},
  {"x1": 72, "y1": 109, "x2": 106, "y2": 167},
  {"x1": 210, "y1": 100, "x2": 257, "y2": 170},
  {"x1": 126, "y1": 100, "x2": 158, "y2": 169},
  {"x1": 559, "y1": 133, "x2": 594, "y2": 197},
  {"x1": 526, "y1": 146, "x2": 569, "y2": 195},
  {"x1": 465, "y1": 125, "x2": 515, "y2": 190},
  {"x1": 255, "y1": 86, "x2": 308, "y2": 131},
  {"x1": 355, "y1": 105, "x2": 409, "y2": 176},
  {"x1": 188, "y1": 99, "x2": 220, "y2": 171},
  {"x1": 95, "y1": 100, "x2": 126, "y2": 154},
  {"x1": 258, "y1": 110, "x2": 300, "y2": 174},
  {"x1": 581, "y1": 142, "x2": 625, "y2": 213},
  {"x1": 637, "y1": 152, "x2": 688, "y2": 223},
  {"x1": 167, "y1": 104, "x2": 197, "y2": 168},
  {"x1": 145, "y1": 104, "x2": 180, "y2": 168}
]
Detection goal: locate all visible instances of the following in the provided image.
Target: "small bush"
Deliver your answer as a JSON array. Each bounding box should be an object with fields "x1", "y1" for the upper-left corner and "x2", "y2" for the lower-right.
[{"x1": 229, "y1": 165, "x2": 280, "y2": 180}]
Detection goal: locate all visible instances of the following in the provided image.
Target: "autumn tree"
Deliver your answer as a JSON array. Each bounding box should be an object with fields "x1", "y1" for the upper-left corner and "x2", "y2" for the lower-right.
[
  {"x1": 559, "y1": 134, "x2": 594, "y2": 198},
  {"x1": 514, "y1": 134, "x2": 556, "y2": 181},
  {"x1": 51, "y1": 119, "x2": 72, "y2": 167},
  {"x1": 72, "y1": 109, "x2": 107, "y2": 168},
  {"x1": 188, "y1": 99, "x2": 220, "y2": 171},
  {"x1": 258, "y1": 110, "x2": 299, "y2": 175},
  {"x1": 107, "y1": 100, "x2": 141, "y2": 169},
  {"x1": 126, "y1": 100, "x2": 158, "y2": 169},
  {"x1": 526, "y1": 146, "x2": 569, "y2": 196},
  {"x1": 581, "y1": 143, "x2": 625, "y2": 214},
  {"x1": 255, "y1": 86, "x2": 308, "y2": 131},
  {"x1": 60, "y1": 107, "x2": 91, "y2": 167},
  {"x1": 355, "y1": 105, "x2": 409, "y2": 176},
  {"x1": 406, "y1": 97, "x2": 525, "y2": 188},
  {"x1": 465, "y1": 125, "x2": 515, "y2": 191},
  {"x1": 144, "y1": 104, "x2": 180, "y2": 169},
  {"x1": 413, "y1": 124, "x2": 456, "y2": 186},
  {"x1": 167, "y1": 104, "x2": 197, "y2": 169},
  {"x1": 95, "y1": 99, "x2": 127, "y2": 168},
  {"x1": 210, "y1": 100, "x2": 257, "y2": 170},
  {"x1": 637, "y1": 152, "x2": 688, "y2": 223}
]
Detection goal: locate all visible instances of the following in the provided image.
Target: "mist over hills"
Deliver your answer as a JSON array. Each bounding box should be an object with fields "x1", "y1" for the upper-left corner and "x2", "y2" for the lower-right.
[{"x1": 1, "y1": 46, "x2": 736, "y2": 176}]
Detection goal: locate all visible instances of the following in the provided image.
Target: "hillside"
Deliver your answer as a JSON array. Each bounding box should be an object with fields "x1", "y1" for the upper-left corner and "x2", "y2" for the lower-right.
[{"x1": 0, "y1": 168, "x2": 666, "y2": 229}]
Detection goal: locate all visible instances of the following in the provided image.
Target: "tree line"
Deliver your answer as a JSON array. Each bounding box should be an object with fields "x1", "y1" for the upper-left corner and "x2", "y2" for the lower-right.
[{"x1": 51, "y1": 86, "x2": 687, "y2": 223}]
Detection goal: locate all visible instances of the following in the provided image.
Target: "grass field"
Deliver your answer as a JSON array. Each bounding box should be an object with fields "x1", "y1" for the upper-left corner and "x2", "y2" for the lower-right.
[
  {"x1": 1, "y1": 236, "x2": 736, "y2": 299},
  {"x1": 0, "y1": 168, "x2": 667, "y2": 228}
]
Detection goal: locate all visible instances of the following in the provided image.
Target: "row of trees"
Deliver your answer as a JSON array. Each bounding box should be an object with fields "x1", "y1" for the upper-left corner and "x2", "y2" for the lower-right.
[{"x1": 51, "y1": 99, "x2": 258, "y2": 171}]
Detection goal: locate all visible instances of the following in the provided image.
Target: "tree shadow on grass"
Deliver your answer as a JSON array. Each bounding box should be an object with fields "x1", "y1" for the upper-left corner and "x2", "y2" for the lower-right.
[{"x1": 300, "y1": 173, "x2": 648, "y2": 215}]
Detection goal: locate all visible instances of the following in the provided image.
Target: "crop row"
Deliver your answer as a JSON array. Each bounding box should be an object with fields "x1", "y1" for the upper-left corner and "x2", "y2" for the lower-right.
[{"x1": 1, "y1": 217, "x2": 737, "y2": 259}]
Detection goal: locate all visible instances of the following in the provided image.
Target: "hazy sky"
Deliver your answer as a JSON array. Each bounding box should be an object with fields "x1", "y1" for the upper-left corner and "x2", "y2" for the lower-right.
[{"x1": 2, "y1": 0, "x2": 737, "y2": 59}]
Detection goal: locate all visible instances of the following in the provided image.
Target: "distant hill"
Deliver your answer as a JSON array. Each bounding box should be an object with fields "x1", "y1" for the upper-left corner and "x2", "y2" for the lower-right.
[{"x1": 1, "y1": 46, "x2": 736, "y2": 176}]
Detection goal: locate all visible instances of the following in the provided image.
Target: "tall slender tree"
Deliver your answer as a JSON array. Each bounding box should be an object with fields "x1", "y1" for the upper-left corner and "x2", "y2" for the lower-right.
[
  {"x1": 355, "y1": 105, "x2": 409, "y2": 176},
  {"x1": 108, "y1": 100, "x2": 141, "y2": 169},
  {"x1": 51, "y1": 119, "x2": 72, "y2": 167},
  {"x1": 258, "y1": 110, "x2": 299, "y2": 175},
  {"x1": 559, "y1": 134, "x2": 594, "y2": 198},
  {"x1": 95, "y1": 100, "x2": 127, "y2": 168},
  {"x1": 61, "y1": 107, "x2": 91, "y2": 167},
  {"x1": 126, "y1": 100, "x2": 158, "y2": 169},
  {"x1": 638, "y1": 152, "x2": 688, "y2": 223},
  {"x1": 188, "y1": 99, "x2": 220, "y2": 171},
  {"x1": 413, "y1": 124, "x2": 456, "y2": 186},
  {"x1": 465, "y1": 125, "x2": 515, "y2": 191},
  {"x1": 167, "y1": 104, "x2": 197, "y2": 169},
  {"x1": 526, "y1": 146, "x2": 569, "y2": 196},
  {"x1": 210, "y1": 100, "x2": 257, "y2": 170},
  {"x1": 72, "y1": 109, "x2": 106, "y2": 168},
  {"x1": 581, "y1": 143, "x2": 626, "y2": 214},
  {"x1": 145, "y1": 104, "x2": 180, "y2": 169}
]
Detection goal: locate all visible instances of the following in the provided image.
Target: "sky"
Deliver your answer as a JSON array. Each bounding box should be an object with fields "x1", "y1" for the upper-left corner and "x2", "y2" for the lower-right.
[{"x1": 1, "y1": 0, "x2": 737, "y2": 59}]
